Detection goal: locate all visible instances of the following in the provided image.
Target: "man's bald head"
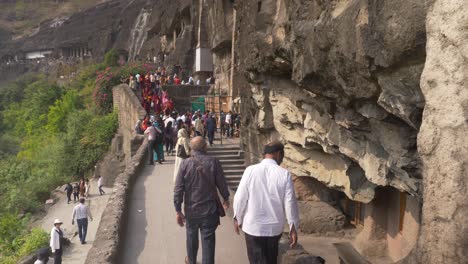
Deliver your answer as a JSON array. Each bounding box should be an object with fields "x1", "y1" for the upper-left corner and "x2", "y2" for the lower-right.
[{"x1": 190, "y1": 136, "x2": 207, "y2": 152}]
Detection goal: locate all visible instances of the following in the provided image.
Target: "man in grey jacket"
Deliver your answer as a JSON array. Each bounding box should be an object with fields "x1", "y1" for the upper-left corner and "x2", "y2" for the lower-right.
[{"x1": 174, "y1": 136, "x2": 230, "y2": 264}]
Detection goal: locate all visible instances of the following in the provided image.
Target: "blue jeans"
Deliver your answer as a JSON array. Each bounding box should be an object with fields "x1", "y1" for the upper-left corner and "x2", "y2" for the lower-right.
[
  {"x1": 77, "y1": 218, "x2": 88, "y2": 243},
  {"x1": 186, "y1": 214, "x2": 219, "y2": 264}
]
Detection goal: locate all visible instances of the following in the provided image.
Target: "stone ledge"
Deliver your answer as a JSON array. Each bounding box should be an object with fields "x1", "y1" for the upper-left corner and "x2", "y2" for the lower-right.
[{"x1": 84, "y1": 139, "x2": 148, "y2": 264}]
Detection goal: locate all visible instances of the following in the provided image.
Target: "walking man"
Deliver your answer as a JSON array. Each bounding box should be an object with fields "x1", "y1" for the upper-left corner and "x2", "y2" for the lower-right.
[
  {"x1": 73, "y1": 183, "x2": 79, "y2": 202},
  {"x1": 206, "y1": 114, "x2": 217, "y2": 146},
  {"x1": 50, "y1": 219, "x2": 64, "y2": 264},
  {"x1": 98, "y1": 175, "x2": 105, "y2": 195},
  {"x1": 72, "y1": 198, "x2": 93, "y2": 244},
  {"x1": 64, "y1": 183, "x2": 73, "y2": 204},
  {"x1": 233, "y1": 141, "x2": 299, "y2": 264},
  {"x1": 174, "y1": 136, "x2": 230, "y2": 264}
]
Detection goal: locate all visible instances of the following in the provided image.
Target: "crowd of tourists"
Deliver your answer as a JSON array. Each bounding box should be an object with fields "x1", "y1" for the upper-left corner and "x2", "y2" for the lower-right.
[{"x1": 38, "y1": 66, "x2": 300, "y2": 264}]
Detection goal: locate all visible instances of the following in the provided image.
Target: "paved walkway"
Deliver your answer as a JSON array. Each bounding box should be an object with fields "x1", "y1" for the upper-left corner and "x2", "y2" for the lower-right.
[
  {"x1": 38, "y1": 180, "x2": 112, "y2": 264},
  {"x1": 120, "y1": 155, "x2": 249, "y2": 264}
]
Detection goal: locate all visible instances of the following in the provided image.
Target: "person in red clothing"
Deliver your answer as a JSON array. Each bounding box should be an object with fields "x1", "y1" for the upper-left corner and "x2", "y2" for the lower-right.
[{"x1": 174, "y1": 74, "x2": 181, "y2": 85}]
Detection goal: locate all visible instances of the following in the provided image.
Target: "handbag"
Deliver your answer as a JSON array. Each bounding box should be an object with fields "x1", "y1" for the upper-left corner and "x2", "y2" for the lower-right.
[
  {"x1": 177, "y1": 144, "x2": 189, "y2": 159},
  {"x1": 192, "y1": 157, "x2": 226, "y2": 217}
]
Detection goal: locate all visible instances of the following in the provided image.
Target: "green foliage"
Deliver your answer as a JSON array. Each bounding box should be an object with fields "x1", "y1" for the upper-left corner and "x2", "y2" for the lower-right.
[
  {"x1": 0, "y1": 61, "x2": 146, "y2": 261},
  {"x1": 104, "y1": 49, "x2": 119, "y2": 67},
  {"x1": 17, "y1": 228, "x2": 49, "y2": 258},
  {"x1": 46, "y1": 90, "x2": 82, "y2": 134},
  {"x1": 0, "y1": 213, "x2": 48, "y2": 264}
]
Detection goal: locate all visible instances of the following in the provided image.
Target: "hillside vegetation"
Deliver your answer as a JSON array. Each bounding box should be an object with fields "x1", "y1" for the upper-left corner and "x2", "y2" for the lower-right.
[{"x1": 0, "y1": 50, "x2": 150, "y2": 263}]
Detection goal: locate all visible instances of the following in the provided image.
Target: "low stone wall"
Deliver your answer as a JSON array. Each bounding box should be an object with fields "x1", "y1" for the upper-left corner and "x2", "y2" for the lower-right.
[
  {"x1": 113, "y1": 84, "x2": 146, "y2": 164},
  {"x1": 84, "y1": 139, "x2": 148, "y2": 264}
]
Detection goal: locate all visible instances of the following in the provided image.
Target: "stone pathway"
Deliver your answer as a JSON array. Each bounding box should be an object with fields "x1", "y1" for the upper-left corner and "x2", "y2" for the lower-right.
[
  {"x1": 119, "y1": 155, "x2": 249, "y2": 264},
  {"x1": 37, "y1": 179, "x2": 112, "y2": 264}
]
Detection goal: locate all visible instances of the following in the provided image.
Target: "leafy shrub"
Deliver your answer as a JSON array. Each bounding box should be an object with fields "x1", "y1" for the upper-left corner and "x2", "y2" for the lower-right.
[
  {"x1": 17, "y1": 228, "x2": 49, "y2": 258},
  {"x1": 104, "y1": 49, "x2": 119, "y2": 67}
]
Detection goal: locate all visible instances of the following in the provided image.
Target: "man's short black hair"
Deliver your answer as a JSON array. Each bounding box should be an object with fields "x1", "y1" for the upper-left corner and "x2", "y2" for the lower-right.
[{"x1": 263, "y1": 141, "x2": 284, "y2": 155}]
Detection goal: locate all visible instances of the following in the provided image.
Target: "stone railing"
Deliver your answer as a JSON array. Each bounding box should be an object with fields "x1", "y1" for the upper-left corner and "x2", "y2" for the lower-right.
[
  {"x1": 113, "y1": 84, "x2": 147, "y2": 163},
  {"x1": 84, "y1": 139, "x2": 148, "y2": 264},
  {"x1": 85, "y1": 83, "x2": 149, "y2": 264}
]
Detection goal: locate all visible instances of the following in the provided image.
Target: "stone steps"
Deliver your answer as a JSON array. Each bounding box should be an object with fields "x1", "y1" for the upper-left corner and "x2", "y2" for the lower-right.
[{"x1": 208, "y1": 144, "x2": 245, "y2": 191}]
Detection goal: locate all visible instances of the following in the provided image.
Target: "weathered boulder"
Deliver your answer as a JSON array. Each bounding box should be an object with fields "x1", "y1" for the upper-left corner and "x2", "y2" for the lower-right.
[{"x1": 297, "y1": 201, "x2": 346, "y2": 234}]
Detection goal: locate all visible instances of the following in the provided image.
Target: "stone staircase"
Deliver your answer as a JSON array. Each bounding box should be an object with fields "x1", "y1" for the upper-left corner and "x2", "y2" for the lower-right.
[{"x1": 207, "y1": 144, "x2": 245, "y2": 191}]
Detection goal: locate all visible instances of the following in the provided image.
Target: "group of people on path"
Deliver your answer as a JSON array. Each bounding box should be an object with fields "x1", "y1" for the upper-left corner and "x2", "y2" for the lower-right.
[
  {"x1": 39, "y1": 175, "x2": 104, "y2": 264},
  {"x1": 173, "y1": 139, "x2": 299, "y2": 264}
]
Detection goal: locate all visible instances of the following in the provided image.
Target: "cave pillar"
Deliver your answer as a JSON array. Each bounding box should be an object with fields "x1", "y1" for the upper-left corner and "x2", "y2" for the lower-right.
[{"x1": 412, "y1": 0, "x2": 468, "y2": 263}]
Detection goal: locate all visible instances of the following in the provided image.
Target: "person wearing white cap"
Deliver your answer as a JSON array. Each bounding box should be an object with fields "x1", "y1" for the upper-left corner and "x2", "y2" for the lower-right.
[{"x1": 50, "y1": 219, "x2": 64, "y2": 264}]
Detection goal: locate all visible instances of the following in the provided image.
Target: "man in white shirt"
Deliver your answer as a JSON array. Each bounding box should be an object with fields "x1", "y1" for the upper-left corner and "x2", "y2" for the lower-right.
[
  {"x1": 233, "y1": 141, "x2": 299, "y2": 264},
  {"x1": 72, "y1": 198, "x2": 93, "y2": 245},
  {"x1": 50, "y1": 219, "x2": 64, "y2": 264},
  {"x1": 98, "y1": 175, "x2": 105, "y2": 195},
  {"x1": 165, "y1": 113, "x2": 176, "y2": 128}
]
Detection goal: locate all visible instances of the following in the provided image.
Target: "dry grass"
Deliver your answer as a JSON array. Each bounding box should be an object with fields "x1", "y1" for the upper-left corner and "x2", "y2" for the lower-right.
[{"x1": 0, "y1": 0, "x2": 109, "y2": 38}]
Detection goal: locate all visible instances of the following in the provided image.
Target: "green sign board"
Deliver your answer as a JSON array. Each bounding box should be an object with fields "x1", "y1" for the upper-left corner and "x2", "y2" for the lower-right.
[{"x1": 192, "y1": 97, "x2": 205, "y2": 112}]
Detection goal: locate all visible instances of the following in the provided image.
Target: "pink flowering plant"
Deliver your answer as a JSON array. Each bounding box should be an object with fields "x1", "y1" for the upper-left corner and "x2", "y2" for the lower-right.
[
  {"x1": 93, "y1": 67, "x2": 120, "y2": 113},
  {"x1": 92, "y1": 60, "x2": 158, "y2": 113}
]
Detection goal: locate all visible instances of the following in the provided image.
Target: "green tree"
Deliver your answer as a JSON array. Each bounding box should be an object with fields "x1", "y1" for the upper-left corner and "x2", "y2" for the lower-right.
[{"x1": 104, "y1": 49, "x2": 119, "y2": 67}]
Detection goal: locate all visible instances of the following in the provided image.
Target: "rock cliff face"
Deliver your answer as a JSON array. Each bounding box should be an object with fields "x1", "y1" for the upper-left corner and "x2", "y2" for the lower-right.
[
  {"x1": 236, "y1": 0, "x2": 426, "y2": 203},
  {"x1": 413, "y1": 0, "x2": 468, "y2": 263}
]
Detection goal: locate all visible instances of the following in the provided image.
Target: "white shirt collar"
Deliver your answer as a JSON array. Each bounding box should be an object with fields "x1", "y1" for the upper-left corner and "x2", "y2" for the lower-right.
[{"x1": 261, "y1": 158, "x2": 278, "y2": 165}]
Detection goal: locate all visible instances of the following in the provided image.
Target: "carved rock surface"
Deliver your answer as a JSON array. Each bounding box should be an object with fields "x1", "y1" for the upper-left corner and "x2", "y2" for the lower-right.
[{"x1": 237, "y1": 0, "x2": 426, "y2": 202}]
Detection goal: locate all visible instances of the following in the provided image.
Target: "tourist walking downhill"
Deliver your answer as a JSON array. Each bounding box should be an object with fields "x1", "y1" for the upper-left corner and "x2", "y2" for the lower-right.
[
  {"x1": 173, "y1": 120, "x2": 190, "y2": 182},
  {"x1": 72, "y1": 198, "x2": 93, "y2": 244},
  {"x1": 72, "y1": 183, "x2": 79, "y2": 202},
  {"x1": 233, "y1": 141, "x2": 299, "y2": 264},
  {"x1": 64, "y1": 183, "x2": 73, "y2": 204},
  {"x1": 98, "y1": 175, "x2": 106, "y2": 195},
  {"x1": 174, "y1": 137, "x2": 230, "y2": 264},
  {"x1": 50, "y1": 219, "x2": 64, "y2": 264}
]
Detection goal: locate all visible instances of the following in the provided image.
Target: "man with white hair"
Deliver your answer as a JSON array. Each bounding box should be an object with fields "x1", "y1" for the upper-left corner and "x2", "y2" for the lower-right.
[{"x1": 174, "y1": 136, "x2": 230, "y2": 264}]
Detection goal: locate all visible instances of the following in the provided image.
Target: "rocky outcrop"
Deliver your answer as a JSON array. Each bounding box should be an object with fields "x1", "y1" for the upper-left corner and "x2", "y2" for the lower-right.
[
  {"x1": 297, "y1": 201, "x2": 346, "y2": 234},
  {"x1": 411, "y1": 0, "x2": 468, "y2": 263},
  {"x1": 236, "y1": 0, "x2": 426, "y2": 203}
]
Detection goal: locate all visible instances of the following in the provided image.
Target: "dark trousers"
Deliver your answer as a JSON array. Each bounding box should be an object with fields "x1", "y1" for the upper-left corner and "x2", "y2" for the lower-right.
[
  {"x1": 165, "y1": 138, "x2": 174, "y2": 153},
  {"x1": 186, "y1": 214, "x2": 219, "y2": 264},
  {"x1": 77, "y1": 218, "x2": 88, "y2": 243},
  {"x1": 207, "y1": 129, "x2": 215, "y2": 145},
  {"x1": 148, "y1": 140, "x2": 155, "y2": 164},
  {"x1": 99, "y1": 186, "x2": 105, "y2": 195},
  {"x1": 66, "y1": 192, "x2": 72, "y2": 203},
  {"x1": 54, "y1": 248, "x2": 62, "y2": 264},
  {"x1": 73, "y1": 192, "x2": 79, "y2": 202},
  {"x1": 245, "y1": 233, "x2": 282, "y2": 264}
]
